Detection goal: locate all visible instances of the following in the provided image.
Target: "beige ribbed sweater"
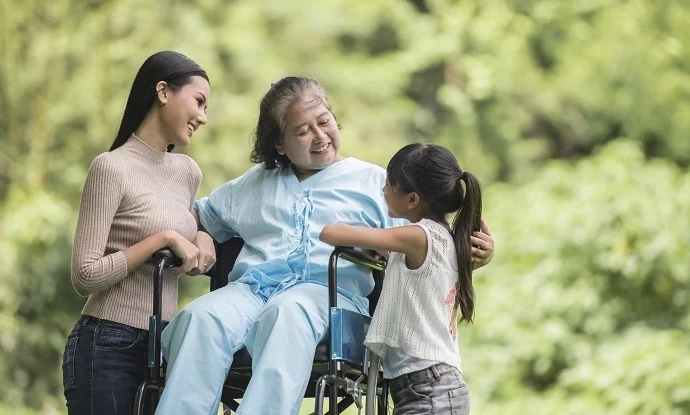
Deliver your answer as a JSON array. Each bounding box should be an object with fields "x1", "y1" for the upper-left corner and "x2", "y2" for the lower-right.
[{"x1": 71, "y1": 135, "x2": 201, "y2": 330}]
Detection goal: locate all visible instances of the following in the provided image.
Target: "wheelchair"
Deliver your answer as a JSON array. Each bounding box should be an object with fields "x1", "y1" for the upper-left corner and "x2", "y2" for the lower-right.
[{"x1": 134, "y1": 238, "x2": 390, "y2": 414}]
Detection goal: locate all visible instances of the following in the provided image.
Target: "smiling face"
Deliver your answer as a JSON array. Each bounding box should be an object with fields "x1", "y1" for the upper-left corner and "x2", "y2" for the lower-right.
[
  {"x1": 159, "y1": 75, "x2": 210, "y2": 147},
  {"x1": 275, "y1": 94, "x2": 341, "y2": 180}
]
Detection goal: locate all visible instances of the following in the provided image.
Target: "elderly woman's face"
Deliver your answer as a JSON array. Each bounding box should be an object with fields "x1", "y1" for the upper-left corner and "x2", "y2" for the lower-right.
[{"x1": 276, "y1": 94, "x2": 341, "y2": 179}]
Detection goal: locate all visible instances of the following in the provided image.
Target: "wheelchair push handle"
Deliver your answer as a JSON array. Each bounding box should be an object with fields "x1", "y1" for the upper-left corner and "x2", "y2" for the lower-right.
[
  {"x1": 148, "y1": 248, "x2": 182, "y2": 322},
  {"x1": 143, "y1": 248, "x2": 183, "y2": 389},
  {"x1": 149, "y1": 248, "x2": 183, "y2": 268}
]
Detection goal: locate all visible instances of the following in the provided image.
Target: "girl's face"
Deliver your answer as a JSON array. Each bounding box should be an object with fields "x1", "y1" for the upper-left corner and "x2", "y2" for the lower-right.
[
  {"x1": 383, "y1": 179, "x2": 412, "y2": 219},
  {"x1": 276, "y1": 94, "x2": 341, "y2": 179},
  {"x1": 160, "y1": 75, "x2": 210, "y2": 147}
]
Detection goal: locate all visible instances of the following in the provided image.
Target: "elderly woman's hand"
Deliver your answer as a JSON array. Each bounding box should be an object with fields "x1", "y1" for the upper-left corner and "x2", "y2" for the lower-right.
[
  {"x1": 188, "y1": 231, "x2": 216, "y2": 276},
  {"x1": 471, "y1": 220, "x2": 494, "y2": 269}
]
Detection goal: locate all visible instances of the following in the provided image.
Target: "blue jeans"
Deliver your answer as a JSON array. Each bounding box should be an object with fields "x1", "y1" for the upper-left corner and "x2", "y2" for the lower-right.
[
  {"x1": 62, "y1": 315, "x2": 151, "y2": 415},
  {"x1": 390, "y1": 363, "x2": 470, "y2": 415}
]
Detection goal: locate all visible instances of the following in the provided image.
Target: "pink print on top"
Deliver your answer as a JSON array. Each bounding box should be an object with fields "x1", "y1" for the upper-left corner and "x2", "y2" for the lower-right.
[{"x1": 445, "y1": 284, "x2": 456, "y2": 305}]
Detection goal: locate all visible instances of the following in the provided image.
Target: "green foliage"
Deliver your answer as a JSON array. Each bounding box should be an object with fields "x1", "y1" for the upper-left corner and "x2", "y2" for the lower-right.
[
  {"x1": 0, "y1": 0, "x2": 688, "y2": 413},
  {"x1": 463, "y1": 140, "x2": 690, "y2": 414},
  {"x1": 0, "y1": 187, "x2": 79, "y2": 410}
]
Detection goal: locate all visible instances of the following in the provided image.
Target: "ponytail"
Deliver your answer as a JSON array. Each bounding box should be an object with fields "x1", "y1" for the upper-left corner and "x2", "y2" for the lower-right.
[
  {"x1": 385, "y1": 143, "x2": 483, "y2": 323},
  {"x1": 451, "y1": 170, "x2": 482, "y2": 323}
]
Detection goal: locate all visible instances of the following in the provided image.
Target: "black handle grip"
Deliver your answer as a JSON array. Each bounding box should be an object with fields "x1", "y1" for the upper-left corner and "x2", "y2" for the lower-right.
[
  {"x1": 334, "y1": 247, "x2": 386, "y2": 271},
  {"x1": 149, "y1": 248, "x2": 182, "y2": 267}
]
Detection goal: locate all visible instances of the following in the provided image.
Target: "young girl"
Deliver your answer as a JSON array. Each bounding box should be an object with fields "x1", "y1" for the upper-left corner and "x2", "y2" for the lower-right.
[{"x1": 320, "y1": 143, "x2": 483, "y2": 415}]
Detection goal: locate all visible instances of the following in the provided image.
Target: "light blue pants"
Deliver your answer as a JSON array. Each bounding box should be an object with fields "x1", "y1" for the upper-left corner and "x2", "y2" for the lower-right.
[{"x1": 155, "y1": 281, "x2": 359, "y2": 415}]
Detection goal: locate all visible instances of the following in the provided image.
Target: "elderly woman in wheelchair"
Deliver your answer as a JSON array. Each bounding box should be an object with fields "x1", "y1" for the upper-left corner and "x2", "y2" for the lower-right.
[{"x1": 151, "y1": 76, "x2": 494, "y2": 415}]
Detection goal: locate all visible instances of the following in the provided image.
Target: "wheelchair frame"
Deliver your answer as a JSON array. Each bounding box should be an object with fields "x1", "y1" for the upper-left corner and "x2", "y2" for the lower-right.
[{"x1": 134, "y1": 239, "x2": 389, "y2": 415}]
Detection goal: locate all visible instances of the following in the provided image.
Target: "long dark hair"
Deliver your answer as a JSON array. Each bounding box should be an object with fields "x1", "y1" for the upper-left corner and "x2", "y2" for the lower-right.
[
  {"x1": 250, "y1": 76, "x2": 338, "y2": 169},
  {"x1": 386, "y1": 143, "x2": 482, "y2": 323},
  {"x1": 109, "y1": 51, "x2": 209, "y2": 152}
]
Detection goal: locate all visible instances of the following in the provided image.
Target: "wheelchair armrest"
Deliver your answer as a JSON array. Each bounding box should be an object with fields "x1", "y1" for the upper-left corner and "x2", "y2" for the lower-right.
[
  {"x1": 328, "y1": 247, "x2": 387, "y2": 310},
  {"x1": 332, "y1": 247, "x2": 386, "y2": 272}
]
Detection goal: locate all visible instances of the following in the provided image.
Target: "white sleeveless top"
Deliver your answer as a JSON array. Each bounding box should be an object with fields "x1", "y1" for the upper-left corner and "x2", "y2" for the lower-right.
[{"x1": 364, "y1": 219, "x2": 463, "y2": 376}]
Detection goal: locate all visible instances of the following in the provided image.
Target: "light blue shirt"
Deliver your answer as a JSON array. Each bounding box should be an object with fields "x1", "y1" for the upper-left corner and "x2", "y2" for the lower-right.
[
  {"x1": 195, "y1": 158, "x2": 403, "y2": 314},
  {"x1": 382, "y1": 346, "x2": 439, "y2": 379}
]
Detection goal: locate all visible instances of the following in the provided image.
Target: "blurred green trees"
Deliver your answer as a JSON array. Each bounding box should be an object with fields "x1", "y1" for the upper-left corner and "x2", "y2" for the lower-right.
[
  {"x1": 465, "y1": 140, "x2": 690, "y2": 414},
  {"x1": 1, "y1": 0, "x2": 688, "y2": 413}
]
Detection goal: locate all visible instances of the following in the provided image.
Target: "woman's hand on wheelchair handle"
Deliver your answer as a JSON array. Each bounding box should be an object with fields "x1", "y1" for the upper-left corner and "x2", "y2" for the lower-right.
[
  {"x1": 187, "y1": 231, "x2": 216, "y2": 276},
  {"x1": 165, "y1": 231, "x2": 200, "y2": 274}
]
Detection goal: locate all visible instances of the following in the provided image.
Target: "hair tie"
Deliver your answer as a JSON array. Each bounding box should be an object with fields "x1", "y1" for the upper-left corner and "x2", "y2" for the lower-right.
[{"x1": 270, "y1": 82, "x2": 276, "y2": 88}]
